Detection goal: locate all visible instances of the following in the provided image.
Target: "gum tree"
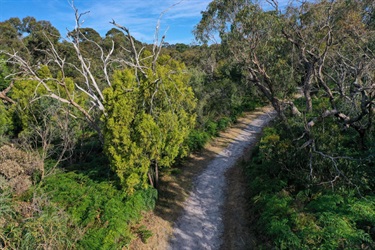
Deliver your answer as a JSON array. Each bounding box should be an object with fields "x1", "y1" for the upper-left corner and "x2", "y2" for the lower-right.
[{"x1": 195, "y1": 0, "x2": 375, "y2": 186}]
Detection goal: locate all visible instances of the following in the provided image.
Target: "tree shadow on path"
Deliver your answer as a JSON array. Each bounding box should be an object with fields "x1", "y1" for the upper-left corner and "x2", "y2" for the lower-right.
[{"x1": 153, "y1": 107, "x2": 276, "y2": 250}]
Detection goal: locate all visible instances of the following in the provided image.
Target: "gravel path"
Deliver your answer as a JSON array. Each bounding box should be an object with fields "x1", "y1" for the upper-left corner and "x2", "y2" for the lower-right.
[{"x1": 168, "y1": 109, "x2": 276, "y2": 250}]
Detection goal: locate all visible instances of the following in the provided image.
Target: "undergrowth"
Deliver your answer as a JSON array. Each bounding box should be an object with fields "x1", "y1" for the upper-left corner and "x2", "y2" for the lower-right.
[
  {"x1": 0, "y1": 152, "x2": 157, "y2": 249},
  {"x1": 41, "y1": 170, "x2": 157, "y2": 249},
  {"x1": 187, "y1": 101, "x2": 261, "y2": 152},
  {"x1": 246, "y1": 116, "x2": 375, "y2": 249}
]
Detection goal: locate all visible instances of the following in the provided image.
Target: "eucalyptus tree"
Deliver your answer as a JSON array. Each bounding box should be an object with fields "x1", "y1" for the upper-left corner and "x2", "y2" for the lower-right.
[
  {"x1": 195, "y1": 0, "x2": 375, "y2": 187},
  {"x1": 196, "y1": 0, "x2": 374, "y2": 115},
  {"x1": 282, "y1": 0, "x2": 375, "y2": 148},
  {"x1": 195, "y1": 0, "x2": 296, "y2": 119},
  {"x1": 0, "y1": 18, "x2": 23, "y2": 51}
]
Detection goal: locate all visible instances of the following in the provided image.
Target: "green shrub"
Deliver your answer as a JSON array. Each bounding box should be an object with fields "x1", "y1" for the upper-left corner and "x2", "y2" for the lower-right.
[
  {"x1": 135, "y1": 225, "x2": 153, "y2": 243},
  {"x1": 205, "y1": 121, "x2": 219, "y2": 137},
  {"x1": 251, "y1": 189, "x2": 375, "y2": 249},
  {"x1": 0, "y1": 102, "x2": 12, "y2": 137},
  {"x1": 186, "y1": 130, "x2": 210, "y2": 151},
  {"x1": 246, "y1": 112, "x2": 375, "y2": 249},
  {"x1": 217, "y1": 117, "x2": 232, "y2": 130},
  {"x1": 1, "y1": 190, "x2": 82, "y2": 250},
  {"x1": 40, "y1": 171, "x2": 157, "y2": 249}
]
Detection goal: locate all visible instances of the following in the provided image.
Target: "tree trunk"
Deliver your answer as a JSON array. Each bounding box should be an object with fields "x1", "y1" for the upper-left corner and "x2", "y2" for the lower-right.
[
  {"x1": 302, "y1": 61, "x2": 316, "y2": 113},
  {"x1": 154, "y1": 163, "x2": 159, "y2": 189},
  {"x1": 303, "y1": 72, "x2": 313, "y2": 113},
  {"x1": 148, "y1": 171, "x2": 154, "y2": 188},
  {"x1": 0, "y1": 82, "x2": 15, "y2": 104},
  {"x1": 148, "y1": 163, "x2": 159, "y2": 189},
  {"x1": 252, "y1": 78, "x2": 285, "y2": 120}
]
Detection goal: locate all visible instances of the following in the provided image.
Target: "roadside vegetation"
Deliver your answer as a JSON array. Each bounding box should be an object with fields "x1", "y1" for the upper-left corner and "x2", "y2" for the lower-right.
[
  {"x1": 195, "y1": 0, "x2": 375, "y2": 248},
  {"x1": 1, "y1": 0, "x2": 374, "y2": 249},
  {"x1": 0, "y1": 2, "x2": 260, "y2": 248}
]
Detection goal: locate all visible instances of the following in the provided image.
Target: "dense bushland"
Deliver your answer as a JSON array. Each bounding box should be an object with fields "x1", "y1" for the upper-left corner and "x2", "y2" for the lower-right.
[
  {"x1": 246, "y1": 113, "x2": 375, "y2": 249},
  {"x1": 1, "y1": 0, "x2": 374, "y2": 248},
  {"x1": 0, "y1": 2, "x2": 262, "y2": 248},
  {"x1": 169, "y1": 44, "x2": 266, "y2": 151},
  {"x1": 196, "y1": 0, "x2": 375, "y2": 248},
  {"x1": 1, "y1": 160, "x2": 157, "y2": 249}
]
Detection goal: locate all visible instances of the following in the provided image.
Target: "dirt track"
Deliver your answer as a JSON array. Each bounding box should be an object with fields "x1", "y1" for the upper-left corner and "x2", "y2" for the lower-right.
[{"x1": 167, "y1": 107, "x2": 276, "y2": 250}]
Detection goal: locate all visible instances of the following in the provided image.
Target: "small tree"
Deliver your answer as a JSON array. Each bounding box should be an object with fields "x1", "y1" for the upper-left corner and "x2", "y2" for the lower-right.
[
  {"x1": 103, "y1": 54, "x2": 196, "y2": 193},
  {"x1": 10, "y1": 66, "x2": 82, "y2": 178}
]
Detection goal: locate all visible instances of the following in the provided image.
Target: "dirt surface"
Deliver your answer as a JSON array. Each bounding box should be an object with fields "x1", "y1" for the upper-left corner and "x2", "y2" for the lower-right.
[
  {"x1": 168, "y1": 107, "x2": 275, "y2": 249},
  {"x1": 220, "y1": 162, "x2": 257, "y2": 250},
  {"x1": 129, "y1": 106, "x2": 275, "y2": 250}
]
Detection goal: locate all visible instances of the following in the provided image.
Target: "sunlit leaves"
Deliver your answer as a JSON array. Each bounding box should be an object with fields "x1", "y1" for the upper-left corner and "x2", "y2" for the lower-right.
[{"x1": 103, "y1": 54, "x2": 196, "y2": 193}]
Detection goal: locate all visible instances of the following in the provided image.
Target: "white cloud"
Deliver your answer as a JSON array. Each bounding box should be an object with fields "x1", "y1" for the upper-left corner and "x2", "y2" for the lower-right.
[{"x1": 50, "y1": 0, "x2": 210, "y2": 43}]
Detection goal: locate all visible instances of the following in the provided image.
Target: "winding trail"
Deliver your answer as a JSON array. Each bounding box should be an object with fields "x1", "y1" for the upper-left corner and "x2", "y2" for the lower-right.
[{"x1": 168, "y1": 107, "x2": 276, "y2": 250}]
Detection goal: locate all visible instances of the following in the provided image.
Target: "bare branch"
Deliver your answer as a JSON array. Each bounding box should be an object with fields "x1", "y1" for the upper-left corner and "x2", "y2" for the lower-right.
[
  {"x1": 265, "y1": 0, "x2": 279, "y2": 12},
  {"x1": 110, "y1": 19, "x2": 146, "y2": 77},
  {"x1": 0, "y1": 81, "x2": 15, "y2": 104}
]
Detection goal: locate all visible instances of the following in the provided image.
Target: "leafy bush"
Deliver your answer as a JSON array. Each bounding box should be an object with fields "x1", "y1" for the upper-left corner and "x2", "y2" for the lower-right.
[
  {"x1": 186, "y1": 130, "x2": 211, "y2": 151},
  {"x1": 134, "y1": 225, "x2": 153, "y2": 243},
  {"x1": 186, "y1": 116, "x2": 235, "y2": 152},
  {"x1": 0, "y1": 145, "x2": 157, "y2": 249},
  {"x1": 205, "y1": 120, "x2": 219, "y2": 137},
  {"x1": 0, "y1": 102, "x2": 12, "y2": 137},
  {"x1": 0, "y1": 190, "x2": 82, "y2": 249},
  {"x1": 217, "y1": 117, "x2": 232, "y2": 130},
  {"x1": 103, "y1": 54, "x2": 196, "y2": 192},
  {"x1": 246, "y1": 114, "x2": 375, "y2": 249},
  {"x1": 40, "y1": 171, "x2": 157, "y2": 249}
]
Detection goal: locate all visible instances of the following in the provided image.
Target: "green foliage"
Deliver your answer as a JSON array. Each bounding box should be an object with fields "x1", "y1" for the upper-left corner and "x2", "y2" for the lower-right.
[
  {"x1": 0, "y1": 19, "x2": 23, "y2": 51},
  {"x1": 0, "y1": 58, "x2": 14, "y2": 141},
  {"x1": 0, "y1": 190, "x2": 82, "y2": 250},
  {"x1": 135, "y1": 225, "x2": 153, "y2": 244},
  {"x1": 103, "y1": 54, "x2": 196, "y2": 193},
  {"x1": 187, "y1": 60, "x2": 262, "y2": 128},
  {"x1": 186, "y1": 130, "x2": 211, "y2": 151},
  {"x1": 40, "y1": 170, "x2": 157, "y2": 249},
  {"x1": 217, "y1": 117, "x2": 232, "y2": 130},
  {"x1": 186, "y1": 116, "x2": 237, "y2": 152},
  {"x1": 252, "y1": 189, "x2": 375, "y2": 249},
  {"x1": 246, "y1": 114, "x2": 375, "y2": 249},
  {"x1": 0, "y1": 56, "x2": 11, "y2": 90},
  {"x1": 1, "y1": 10, "x2": 265, "y2": 250},
  {"x1": 2, "y1": 1, "x2": 373, "y2": 248},
  {"x1": 0, "y1": 190, "x2": 13, "y2": 219},
  {"x1": 0, "y1": 144, "x2": 157, "y2": 250},
  {"x1": 205, "y1": 121, "x2": 219, "y2": 137},
  {"x1": 11, "y1": 65, "x2": 86, "y2": 133},
  {"x1": 182, "y1": 54, "x2": 263, "y2": 152},
  {"x1": 0, "y1": 102, "x2": 12, "y2": 137}
]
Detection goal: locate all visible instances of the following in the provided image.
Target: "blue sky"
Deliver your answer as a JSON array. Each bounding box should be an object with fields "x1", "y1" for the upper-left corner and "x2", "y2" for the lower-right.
[
  {"x1": 0, "y1": 0, "x2": 213, "y2": 44},
  {"x1": 0, "y1": 0, "x2": 291, "y2": 44}
]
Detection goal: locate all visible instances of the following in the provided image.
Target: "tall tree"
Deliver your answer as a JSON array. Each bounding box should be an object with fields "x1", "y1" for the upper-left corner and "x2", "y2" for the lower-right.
[
  {"x1": 283, "y1": 0, "x2": 375, "y2": 147},
  {"x1": 195, "y1": 0, "x2": 296, "y2": 118},
  {"x1": 195, "y1": 0, "x2": 375, "y2": 186}
]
